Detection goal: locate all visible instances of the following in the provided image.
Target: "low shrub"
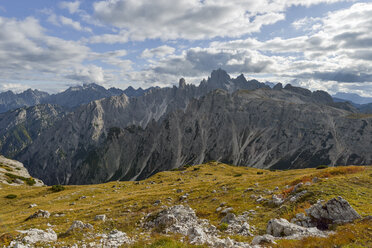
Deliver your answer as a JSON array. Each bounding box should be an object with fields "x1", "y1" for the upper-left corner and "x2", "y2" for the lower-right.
[
  {"x1": 257, "y1": 171, "x2": 264, "y2": 175},
  {"x1": 4, "y1": 173, "x2": 36, "y2": 186},
  {"x1": 316, "y1": 165, "x2": 328, "y2": 169},
  {"x1": 233, "y1": 173, "x2": 242, "y2": 177},
  {"x1": 50, "y1": 185, "x2": 65, "y2": 192},
  {"x1": 5, "y1": 194, "x2": 17, "y2": 199}
]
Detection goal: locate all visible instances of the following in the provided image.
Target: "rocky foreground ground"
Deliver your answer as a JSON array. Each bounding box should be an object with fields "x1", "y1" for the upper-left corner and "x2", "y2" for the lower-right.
[{"x1": 0, "y1": 161, "x2": 371, "y2": 247}]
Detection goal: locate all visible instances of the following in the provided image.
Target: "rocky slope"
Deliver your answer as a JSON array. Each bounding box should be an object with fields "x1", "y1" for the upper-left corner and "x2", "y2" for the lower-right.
[
  {"x1": 67, "y1": 89, "x2": 372, "y2": 184},
  {"x1": 0, "y1": 104, "x2": 65, "y2": 157}
]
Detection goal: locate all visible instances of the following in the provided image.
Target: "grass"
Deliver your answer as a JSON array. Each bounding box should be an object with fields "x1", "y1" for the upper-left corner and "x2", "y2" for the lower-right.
[{"x1": 0, "y1": 162, "x2": 371, "y2": 247}]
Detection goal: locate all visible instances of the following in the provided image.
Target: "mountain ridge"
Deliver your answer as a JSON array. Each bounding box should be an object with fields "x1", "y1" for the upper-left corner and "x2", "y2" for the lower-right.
[{"x1": 12, "y1": 69, "x2": 371, "y2": 185}]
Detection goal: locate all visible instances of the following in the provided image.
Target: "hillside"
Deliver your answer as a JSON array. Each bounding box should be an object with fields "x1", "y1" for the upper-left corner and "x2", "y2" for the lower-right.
[{"x1": 1, "y1": 162, "x2": 371, "y2": 247}]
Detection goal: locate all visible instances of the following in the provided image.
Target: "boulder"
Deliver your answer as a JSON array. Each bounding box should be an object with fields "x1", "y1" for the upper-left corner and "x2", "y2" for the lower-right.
[
  {"x1": 267, "y1": 218, "x2": 327, "y2": 238},
  {"x1": 94, "y1": 214, "x2": 106, "y2": 222},
  {"x1": 17, "y1": 228, "x2": 57, "y2": 244},
  {"x1": 305, "y1": 196, "x2": 361, "y2": 229},
  {"x1": 251, "y1": 234, "x2": 276, "y2": 245}
]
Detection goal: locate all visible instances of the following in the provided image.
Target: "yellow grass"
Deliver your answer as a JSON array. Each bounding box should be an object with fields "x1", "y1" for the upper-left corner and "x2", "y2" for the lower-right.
[{"x1": 0, "y1": 163, "x2": 371, "y2": 247}]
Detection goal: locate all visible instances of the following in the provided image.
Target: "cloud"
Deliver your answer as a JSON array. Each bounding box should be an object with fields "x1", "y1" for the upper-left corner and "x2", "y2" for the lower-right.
[
  {"x1": 59, "y1": 1, "x2": 81, "y2": 14},
  {"x1": 0, "y1": 16, "x2": 121, "y2": 86},
  {"x1": 66, "y1": 65, "x2": 105, "y2": 83},
  {"x1": 203, "y1": 2, "x2": 372, "y2": 86},
  {"x1": 59, "y1": 15, "x2": 92, "y2": 32},
  {"x1": 0, "y1": 83, "x2": 31, "y2": 93},
  {"x1": 90, "y1": 0, "x2": 351, "y2": 43},
  {"x1": 147, "y1": 47, "x2": 278, "y2": 78},
  {"x1": 141, "y1": 45, "x2": 175, "y2": 59}
]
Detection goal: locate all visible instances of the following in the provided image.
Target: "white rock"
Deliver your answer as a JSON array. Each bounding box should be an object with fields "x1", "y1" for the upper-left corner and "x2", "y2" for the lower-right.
[
  {"x1": 18, "y1": 228, "x2": 57, "y2": 244},
  {"x1": 95, "y1": 214, "x2": 106, "y2": 221},
  {"x1": 251, "y1": 234, "x2": 276, "y2": 245},
  {"x1": 67, "y1": 220, "x2": 93, "y2": 233}
]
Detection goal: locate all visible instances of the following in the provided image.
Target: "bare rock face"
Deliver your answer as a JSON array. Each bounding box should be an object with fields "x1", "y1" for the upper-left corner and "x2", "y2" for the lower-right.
[{"x1": 305, "y1": 196, "x2": 361, "y2": 229}]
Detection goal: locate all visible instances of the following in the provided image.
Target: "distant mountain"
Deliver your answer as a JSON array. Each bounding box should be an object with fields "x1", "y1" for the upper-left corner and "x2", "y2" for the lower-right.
[
  {"x1": 0, "y1": 104, "x2": 65, "y2": 157},
  {"x1": 0, "y1": 83, "x2": 158, "y2": 113},
  {"x1": 0, "y1": 89, "x2": 49, "y2": 113},
  {"x1": 12, "y1": 69, "x2": 370, "y2": 185},
  {"x1": 333, "y1": 92, "x2": 372, "y2": 105},
  {"x1": 42, "y1": 83, "x2": 124, "y2": 109},
  {"x1": 122, "y1": 86, "x2": 157, "y2": 97}
]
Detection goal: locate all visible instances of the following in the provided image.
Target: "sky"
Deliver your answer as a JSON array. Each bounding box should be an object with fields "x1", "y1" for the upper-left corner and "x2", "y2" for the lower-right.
[{"x1": 0, "y1": 0, "x2": 371, "y2": 96}]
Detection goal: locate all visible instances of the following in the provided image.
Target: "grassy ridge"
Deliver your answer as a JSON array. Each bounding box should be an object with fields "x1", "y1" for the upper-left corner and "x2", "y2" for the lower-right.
[{"x1": 0, "y1": 162, "x2": 371, "y2": 247}]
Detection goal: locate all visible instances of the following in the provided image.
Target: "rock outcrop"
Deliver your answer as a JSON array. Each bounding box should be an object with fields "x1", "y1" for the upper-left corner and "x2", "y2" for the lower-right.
[
  {"x1": 0, "y1": 156, "x2": 43, "y2": 186},
  {"x1": 8, "y1": 228, "x2": 57, "y2": 247},
  {"x1": 220, "y1": 212, "x2": 253, "y2": 236},
  {"x1": 145, "y1": 205, "x2": 252, "y2": 247}
]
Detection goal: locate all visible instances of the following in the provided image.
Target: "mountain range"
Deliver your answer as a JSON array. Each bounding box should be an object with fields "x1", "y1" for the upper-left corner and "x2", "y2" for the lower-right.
[
  {"x1": 0, "y1": 69, "x2": 371, "y2": 185},
  {"x1": 0, "y1": 83, "x2": 154, "y2": 113}
]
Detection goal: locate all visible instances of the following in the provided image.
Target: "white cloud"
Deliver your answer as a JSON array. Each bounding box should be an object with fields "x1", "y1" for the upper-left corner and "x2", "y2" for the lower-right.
[
  {"x1": 141, "y1": 45, "x2": 175, "y2": 59},
  {"x1": 0, "y1": 16, "x2": 130, "y2": 86},
  {"x1": 59, "y1": 1, "x2": 81, "y2": 14},
  {"x1": 59, "y1": 15, "x2": 92, "y2": 32},
  {"x1": 67, "y1": 65, "x2": 105, "y2": 83},
  {"x1": 90, "y1": 0, "x2": 350, "y2": 43},
  {"x1": 0, "y1": 83, "x2": 31, "y2": 93}
]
